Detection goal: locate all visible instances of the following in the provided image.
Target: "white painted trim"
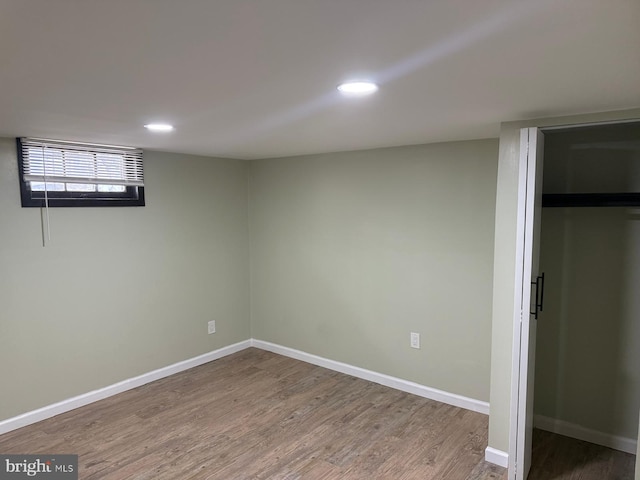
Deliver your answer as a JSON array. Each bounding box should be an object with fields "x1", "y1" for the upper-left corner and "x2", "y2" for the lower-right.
[
  {"x1": 251, "y1": 339, "x2": 490, "y2": 415},
  {"x1": 485, "y1": 447, "x2": 509, "y2": 468},
  {"x1": 1, "y1": 338, "x2": 491, "y2": 439},
  {"x1": 508, "y1": 127, "x2": 532, "y2": 480},
  {"x1": 534, "y1": 415, "x2": 638, "y2": 455},
  {"x1": 0, "y1": 340, "x2": 251, "y2": 435}
]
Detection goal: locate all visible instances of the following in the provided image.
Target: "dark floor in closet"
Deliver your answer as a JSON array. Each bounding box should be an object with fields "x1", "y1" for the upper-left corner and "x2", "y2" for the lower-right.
[{"x1": 529, "y1": 429, "x2": 636, "y2": 480}]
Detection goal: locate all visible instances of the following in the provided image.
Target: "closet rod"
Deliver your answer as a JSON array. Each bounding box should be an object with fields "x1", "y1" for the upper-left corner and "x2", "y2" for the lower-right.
[{"x1": 542, "y1": 192, "x2": 640, "y2": 208}]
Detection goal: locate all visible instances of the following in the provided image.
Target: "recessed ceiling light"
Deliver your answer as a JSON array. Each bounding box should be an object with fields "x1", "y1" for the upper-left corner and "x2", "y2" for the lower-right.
[
  {"x1": 337, "y1": 81, "x2": 378, "y2": 96},
  {"x1": 144, "y1": 123, "x2": 174, "y2": 132}
]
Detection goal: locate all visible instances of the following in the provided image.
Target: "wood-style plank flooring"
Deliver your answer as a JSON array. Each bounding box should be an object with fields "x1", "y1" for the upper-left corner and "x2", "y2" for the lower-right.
[
  {"x1": 0, "y1": 348, "x2": 505, "y2": 479},
  {"x1": 529, "y1": 429, "x2": 636, "y2": 480}
]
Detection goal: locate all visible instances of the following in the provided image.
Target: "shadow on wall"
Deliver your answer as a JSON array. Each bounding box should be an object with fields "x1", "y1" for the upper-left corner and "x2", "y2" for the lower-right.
[
  {"x1": 535, "y1": 207, "x2": 640, "y2": 440},
  {"x1": 534, "y1": 123, "x2": 640, "y2": 443}
]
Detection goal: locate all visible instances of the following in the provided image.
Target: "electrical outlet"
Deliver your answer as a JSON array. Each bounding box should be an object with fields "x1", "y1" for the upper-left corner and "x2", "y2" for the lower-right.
[
  {"x1": 410, "y1": 332, "x2": 420, "y2": 349},
  {"x1": 208, "y1": 320, "x2": 216, "y2": 334}
]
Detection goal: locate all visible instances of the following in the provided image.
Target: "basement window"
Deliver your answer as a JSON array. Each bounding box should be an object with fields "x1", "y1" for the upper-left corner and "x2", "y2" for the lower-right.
[{"x1": 17, "y1": 137, "x2": 145, "y2": 207}]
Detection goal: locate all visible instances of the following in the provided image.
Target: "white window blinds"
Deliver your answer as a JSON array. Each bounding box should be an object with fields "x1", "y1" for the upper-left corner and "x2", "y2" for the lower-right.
[{"x1": 20, "y1": 138, "x2": 144, "y2": 187}]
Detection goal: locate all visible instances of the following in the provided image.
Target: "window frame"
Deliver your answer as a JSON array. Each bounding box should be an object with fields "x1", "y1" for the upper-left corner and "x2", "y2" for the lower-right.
[{"x1": 16, "y1": 138, "x2": 145, "y2": 207}]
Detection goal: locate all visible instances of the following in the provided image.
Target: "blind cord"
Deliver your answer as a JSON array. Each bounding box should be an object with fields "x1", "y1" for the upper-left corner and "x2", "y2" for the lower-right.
[{"x1": 41, "y1": 145, "x2": 51, "y2": 247}]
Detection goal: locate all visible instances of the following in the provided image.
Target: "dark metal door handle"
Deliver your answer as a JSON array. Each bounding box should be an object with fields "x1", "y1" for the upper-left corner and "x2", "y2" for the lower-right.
[{"x1": 530, "y1": 272, "x2": 545, "y2": 319}]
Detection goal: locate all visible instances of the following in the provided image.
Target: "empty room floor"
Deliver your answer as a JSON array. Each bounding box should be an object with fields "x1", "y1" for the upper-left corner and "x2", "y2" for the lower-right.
[{"x1": 0, "y1": 348, "x2": 505, "y2": 479}]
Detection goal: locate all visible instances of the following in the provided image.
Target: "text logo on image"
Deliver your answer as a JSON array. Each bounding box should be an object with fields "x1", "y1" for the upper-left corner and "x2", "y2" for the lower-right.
[{"x1": 0, "y1": 455, "x2": 78, "y2": 479}]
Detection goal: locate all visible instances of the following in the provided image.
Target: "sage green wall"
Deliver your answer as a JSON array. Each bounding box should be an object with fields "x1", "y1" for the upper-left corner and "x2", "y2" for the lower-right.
[
  {"x1": 488, "y1": 108, "x2": 640, "y2": 455},
  {"x1": 249, "y1": 140, "x2": 498, "y2": 401},
  {"x1": 0, "y1": 139, "x2": 250, "y2": 421}
]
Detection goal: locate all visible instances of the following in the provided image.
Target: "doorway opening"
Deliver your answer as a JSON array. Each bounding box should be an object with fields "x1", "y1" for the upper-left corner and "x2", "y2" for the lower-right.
[{"x1": 530, "y1": 121, "x2": 640, "y2": 478}]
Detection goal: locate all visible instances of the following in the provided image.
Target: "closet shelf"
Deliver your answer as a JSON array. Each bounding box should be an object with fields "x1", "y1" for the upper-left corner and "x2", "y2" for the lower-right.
[{"x1": 542, "y1": 192, "x2": 640, "y2": 208}]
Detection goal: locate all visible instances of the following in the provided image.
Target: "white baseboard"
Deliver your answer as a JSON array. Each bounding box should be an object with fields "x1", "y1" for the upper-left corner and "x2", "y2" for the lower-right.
[
  {"x1": 534, "y1": 414, "x2": 637, "y2": 454},
  {"x1": 0, "y1": 338, "x2": 491, "y2": 438},
  {"x1": 0, "y1": 340, "x2": 251, "y2": 436},
  {"x1": 484, "y1": 446, "x2": 509, "y2": 468},
  {"x1": 251, "y1": 339, "x2": 490, "y2": 415}
]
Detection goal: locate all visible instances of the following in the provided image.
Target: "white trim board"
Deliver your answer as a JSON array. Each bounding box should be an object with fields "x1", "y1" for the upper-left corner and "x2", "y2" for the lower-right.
[
  {"x1": 507, "y1": 126, "x2": 533, "y2": 480},
  {"x1": 251, "y1": 339, "x2": 490, "y2": 415},
  {"x1": 0, "y1": 339, "x2": 491, "y2": 438},
  {"x1": 0, "y1": 340, "x2": 251, "y2": 436},
  {"x1": 534, "y1": 415, "x2": 637, "y2": 455},
  {"x1": 484, "y1": 447, "x2": 509, "y2": 468}
]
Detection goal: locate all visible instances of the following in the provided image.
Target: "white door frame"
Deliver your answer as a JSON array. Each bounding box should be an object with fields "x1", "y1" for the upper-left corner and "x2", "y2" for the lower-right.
[
  {"x1": 506, "y1": 118, "x2": 640, "y2": 480},
  {"x1": 507, "y1": 127, "x2": 543, "y2": 480},
  {"x1": 507, "y1": 128, "x2": 531, "y2": 480}
]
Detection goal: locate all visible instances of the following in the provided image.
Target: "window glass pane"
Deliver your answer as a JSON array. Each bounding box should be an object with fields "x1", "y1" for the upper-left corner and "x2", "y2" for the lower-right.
[
  {"x1": 66, "y1": 183, "x2": 96, "y2": 192},
  {"x1": 30, "y1": 181, "x2": 65, "y2": 191},
  {"x1": 98, "y1": 184, "x2": 126, "y2": 192}
]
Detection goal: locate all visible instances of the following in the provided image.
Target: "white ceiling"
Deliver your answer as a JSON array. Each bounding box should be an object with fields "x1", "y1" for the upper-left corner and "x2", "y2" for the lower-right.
[{"x1": 1, "y1": 0, "x2": 639, "y2": 159}]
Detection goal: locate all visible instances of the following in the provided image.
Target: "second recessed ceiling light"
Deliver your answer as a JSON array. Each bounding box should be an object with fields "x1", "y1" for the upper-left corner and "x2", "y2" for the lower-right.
[
  {"x1": 144, "y1": 123, "x2": 174, "y2": 132},
  {"x1": 337, "y1": 81, "x2": 378, "y2": 96}
]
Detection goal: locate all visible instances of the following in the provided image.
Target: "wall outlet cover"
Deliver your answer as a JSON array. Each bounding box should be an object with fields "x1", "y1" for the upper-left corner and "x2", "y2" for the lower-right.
[
  {"x1": 410, "y1": 332, "x2": 420, "y2": 349},
  {"x1": 208, "y1": 320, "x2": 216, "y2": 334}
]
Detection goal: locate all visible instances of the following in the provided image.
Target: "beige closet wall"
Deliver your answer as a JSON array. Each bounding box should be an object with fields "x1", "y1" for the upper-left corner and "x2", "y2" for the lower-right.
[{"x1": 535, "y1": 126, "x2": 640, "y2": 442}]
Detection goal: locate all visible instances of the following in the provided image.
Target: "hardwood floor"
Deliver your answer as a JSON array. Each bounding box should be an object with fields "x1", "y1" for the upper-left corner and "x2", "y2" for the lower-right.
[
  {"x1": 529, "y1": 429, "x2": 636, "y2": 480},
  {"x1": 0, "y1": 348, "x2": 505, "y2": 479}
]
